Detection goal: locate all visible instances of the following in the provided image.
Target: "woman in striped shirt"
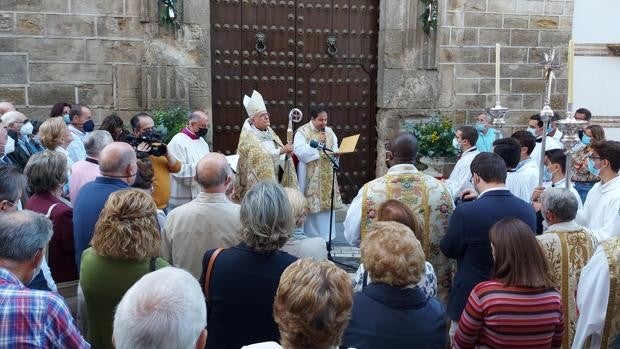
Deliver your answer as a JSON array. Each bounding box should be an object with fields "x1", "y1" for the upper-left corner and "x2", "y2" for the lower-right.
[{"x1": 453, "y1": 218, "x2": 564, "y2": 348}]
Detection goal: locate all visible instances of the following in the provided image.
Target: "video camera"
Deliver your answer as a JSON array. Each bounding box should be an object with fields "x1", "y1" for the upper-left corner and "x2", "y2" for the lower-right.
[{"x1": 125, "y1": 132, "x2": 167, "y2": 158}]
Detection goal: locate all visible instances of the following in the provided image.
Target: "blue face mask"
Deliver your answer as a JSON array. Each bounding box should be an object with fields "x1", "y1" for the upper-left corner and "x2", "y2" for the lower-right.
[
  {"x1": 526, "y1": 127, "x2": 537, "y2": 137},
  {"x1": 582, "y1": 134, "x2": 591, "y2": 145},
  {"x1": 547, "y1": 125, "x2": 554, "y2": 135},
  {"x1": 474, "y1": 122, "x2": 485, "y2": 132},
  {"x1": 543, "y1": 166, "x2": 553, "y2": 182},
  {"x1": 588, "y1": 158, "x2": 601, "y2": 176},
  {"x1": 63, "y1": 114, "x2": 70, "y2": 124},
  {"x1": 452, "y1": 138, "x2": 461, "y2": 151}
]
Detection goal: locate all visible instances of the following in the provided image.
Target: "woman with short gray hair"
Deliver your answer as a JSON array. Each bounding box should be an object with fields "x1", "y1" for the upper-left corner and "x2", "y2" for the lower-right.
[
  {"x1": 25, "y1": 150, "x2": 78, "y2": 283},
  {"x1": 200, "y1": 181, "x2": 298, "y2": 348}
]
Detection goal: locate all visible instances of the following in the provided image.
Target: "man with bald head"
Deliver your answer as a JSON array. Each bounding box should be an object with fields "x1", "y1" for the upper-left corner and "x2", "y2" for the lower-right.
[
  {"x1": 167, "y1": 110, "x2": 212, "y2": 209},
  {"x1": 0, "y1": 101, "x2": 15, "y2": 115},
  {"x1": 161, "y1": 152, "x2": 240, "y2": 278},
  {"x1": 73, "y1": 142, "x2": 138, "y2": 267},
  {"x1": 344, "y1": 132, "x2": 454, "y2": 302}
]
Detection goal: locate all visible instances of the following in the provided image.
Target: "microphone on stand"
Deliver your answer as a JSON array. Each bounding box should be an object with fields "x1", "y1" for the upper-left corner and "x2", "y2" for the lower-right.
[{"x1": 309, "y1": 139, "x2": 335, "y2": 152}]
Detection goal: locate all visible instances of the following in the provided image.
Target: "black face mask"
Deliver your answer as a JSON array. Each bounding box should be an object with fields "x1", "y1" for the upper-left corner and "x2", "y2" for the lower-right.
[{"x1": 197, "y1": 127, "x2": 208, "y2": 137}]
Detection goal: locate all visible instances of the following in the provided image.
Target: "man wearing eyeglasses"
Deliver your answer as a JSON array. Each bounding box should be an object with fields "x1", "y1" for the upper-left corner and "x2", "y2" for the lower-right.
[
  {"x1": 576, "y1": 140, "x2": 620, "y2": 242},
  {"x1": 0, "y1": 111, "x2": 35, "y2": 172}
]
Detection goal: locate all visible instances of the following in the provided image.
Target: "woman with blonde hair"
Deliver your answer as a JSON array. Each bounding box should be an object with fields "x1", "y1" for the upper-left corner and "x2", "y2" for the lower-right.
[
  {"x1": 80, "y1": 189, "x2": 169, "y2": 349},
  {"x1": 342, "y1": 221, "x2": 447, "y2": 348},
  {"x1": 352, "y1": 199, "x2": 437, "y2": 298},
  {"x1": 38, "y1": 116, "x2": 74, "y2": 167},
  {"x1": 281, "y1": 188, "x2": 327, "y2": 260},
  {"x1": 243, "y1": 259, "x2": 353, "y2": 349}
]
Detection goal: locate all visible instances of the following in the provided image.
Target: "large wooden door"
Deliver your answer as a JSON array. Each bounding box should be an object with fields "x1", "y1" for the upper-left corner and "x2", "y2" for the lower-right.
[{"x1": 211, "y1": 0, "x2": 378, "y2": 202}]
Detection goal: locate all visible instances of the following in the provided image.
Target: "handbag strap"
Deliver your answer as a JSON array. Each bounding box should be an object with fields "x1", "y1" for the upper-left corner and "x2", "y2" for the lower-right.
[
  {"x1": 43, "y1": 203, "x2": 60, "y2": 262},
  {"x1": 204, "y1": 248, "x2": 224, "y2": 301},
  {"x1": 45, "y1": 203, "x2": 60, "y2": 218}
]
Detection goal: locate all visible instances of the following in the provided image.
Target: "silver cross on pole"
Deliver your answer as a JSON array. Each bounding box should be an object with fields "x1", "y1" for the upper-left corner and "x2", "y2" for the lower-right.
[{"x1": 537, "y1": 48, "x2": 561, "y2": 186}]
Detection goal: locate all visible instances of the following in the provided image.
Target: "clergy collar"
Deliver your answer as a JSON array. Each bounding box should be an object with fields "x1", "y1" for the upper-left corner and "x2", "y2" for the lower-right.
[
  {"x1": 387, "y1": 163, "x2": 418, "y2": 174},
  {"x1": 546, "y1": 220, "x2": 583, "y2": 232},
  {"x1": 182, "y1": 127, "x2": 199, "y2": 140}
]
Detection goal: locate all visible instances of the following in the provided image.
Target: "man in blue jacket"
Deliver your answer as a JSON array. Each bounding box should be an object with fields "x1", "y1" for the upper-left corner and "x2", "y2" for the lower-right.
[
  {"x1": 73, "y1": 142, "x2": 137, "y2": 268},
  {"x1": 440, "y1": 152, "x2": 536, "y2": 338}
]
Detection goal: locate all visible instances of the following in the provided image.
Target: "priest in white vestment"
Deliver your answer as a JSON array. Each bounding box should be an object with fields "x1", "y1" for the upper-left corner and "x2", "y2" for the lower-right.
[
  {"x1": 444, "y1": 126, "x2": 479, "y2": 199},
  {"x1": 575, "y1": 141, "x2": 620, "y2": 242},
  {"x1": 293, "y1": 106, "x2": 342, "y2": 240},
  {"x1": 167, "y1": 110, "x2": 211, "y2": 209},
  {"x1": 572, "y1": 236, "x2": 620, "y2": 349}
]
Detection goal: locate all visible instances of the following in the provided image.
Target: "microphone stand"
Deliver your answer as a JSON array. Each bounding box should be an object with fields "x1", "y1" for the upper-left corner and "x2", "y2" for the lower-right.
[{"x1": 322, "y1": 148, "x2": 358, "y2": 271}]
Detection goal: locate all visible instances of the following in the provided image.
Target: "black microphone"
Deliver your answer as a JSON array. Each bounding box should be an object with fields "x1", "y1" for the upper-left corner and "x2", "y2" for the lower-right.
[{"x1": 309, "y1": 139, "x2": 334, "y2": 152}]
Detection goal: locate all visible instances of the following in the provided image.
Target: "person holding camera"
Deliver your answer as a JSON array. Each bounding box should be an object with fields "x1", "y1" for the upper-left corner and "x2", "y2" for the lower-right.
[{"x1": 130, "y1": 112, "x2": 181, "y2": 211}]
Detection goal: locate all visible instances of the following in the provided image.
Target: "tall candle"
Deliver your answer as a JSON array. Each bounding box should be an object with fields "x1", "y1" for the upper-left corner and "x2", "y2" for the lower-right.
[
  {"x1": 495, "y1": 43, "x2": 501, "y2": 101},
  {"x1": 567, "y1": 39, "x2": 574, "y2": 105}
]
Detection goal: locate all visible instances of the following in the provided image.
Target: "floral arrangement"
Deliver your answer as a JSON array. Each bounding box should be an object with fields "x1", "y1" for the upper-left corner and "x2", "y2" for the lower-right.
[
  {"x1": 409, "y1": 115, "x2": 457, "y2": 158},
  {"x1": 160, "y1": 0, "x2": 182, "y2": 29},
  {"x1": 419, "y1": 0, "x2": 438, "y2": 35}
]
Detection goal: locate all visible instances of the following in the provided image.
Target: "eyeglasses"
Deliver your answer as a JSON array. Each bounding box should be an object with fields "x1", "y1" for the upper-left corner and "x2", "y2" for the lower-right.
[
  {"x1": 587, "y1": 154, "x2": 602, "y2": 161},
  {"x1": 1, "y1": 199, "x2": 17, "y2": 208}
]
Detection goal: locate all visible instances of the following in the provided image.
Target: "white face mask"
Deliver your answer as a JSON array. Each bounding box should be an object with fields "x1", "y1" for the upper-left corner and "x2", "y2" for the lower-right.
[
  {"x1": 20, "y1": 122, "x2": 34, "y2": 136},
  {"x1": 3, "y1": 136, "x2": 15, "y2": 155}
]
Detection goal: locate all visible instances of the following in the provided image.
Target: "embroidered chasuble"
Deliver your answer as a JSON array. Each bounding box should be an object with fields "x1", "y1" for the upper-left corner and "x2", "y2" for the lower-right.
[
  {"x1": 360, "y1": 164, "x2": 454, "y2": 302},
  {"x1": 601, "y1": 237, "x2": 620, "y2": 349},
  {"x1": 537, "y1": 227, "x2": 596, "y2": 348},
  {"x1": 295, "y1": 123, "x2": 343, "y2": 213},
  {"x1": 235, "y1": 120, "x2": 298, "y2": 200}
]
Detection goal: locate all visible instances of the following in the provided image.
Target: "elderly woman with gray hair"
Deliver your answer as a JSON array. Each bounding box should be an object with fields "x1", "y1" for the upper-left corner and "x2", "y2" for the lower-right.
[
  {"x1": 25, "y1": 150, "x2": 78, "y2": 285},
  {"x1": 200, "y1": 181, "x2": 298, "y2": 349}
]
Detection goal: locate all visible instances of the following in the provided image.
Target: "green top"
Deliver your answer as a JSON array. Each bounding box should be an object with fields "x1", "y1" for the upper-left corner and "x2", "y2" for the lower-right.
[{"x1": 80, "y1": 247, "x2": 169, "y2": 349}]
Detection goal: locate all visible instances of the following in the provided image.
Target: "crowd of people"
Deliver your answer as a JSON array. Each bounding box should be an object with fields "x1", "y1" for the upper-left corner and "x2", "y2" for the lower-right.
[{"x1": 0, "y1": 96, "x2": 619, "y2": 348}]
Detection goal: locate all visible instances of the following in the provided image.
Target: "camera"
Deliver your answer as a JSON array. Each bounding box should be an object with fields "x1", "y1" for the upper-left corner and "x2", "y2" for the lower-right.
[{"x1": 125, "y1": 132, "x2": 167, "y2": 158}]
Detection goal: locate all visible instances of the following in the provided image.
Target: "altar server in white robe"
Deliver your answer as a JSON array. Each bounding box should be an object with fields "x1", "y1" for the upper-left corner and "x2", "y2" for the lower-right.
[
  {"x1": 528, "y1": 114, "x2": 563, "y2": 168},
  {"x1": 511, "y1": 131, "x2": 540, "y2": 196},
  {"x1": 576, "y1": 140, "x2": 620, "y2": 242},
  {"x1": 493, "y1": 137, "x2": 533, "y2": 203},
  {"x1": 444, "y1": 125, "x2": 479, "y2": 199},
  {"x1": 293, "y1": 106, "x2": 342, "y2": 240},
  {"x1": 167, "y1": 110, "x2": 211, "y2": 209}
]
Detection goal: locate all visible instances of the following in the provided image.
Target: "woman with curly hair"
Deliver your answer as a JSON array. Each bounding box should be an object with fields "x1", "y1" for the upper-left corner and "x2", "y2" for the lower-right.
[
  {"x1": 79, "y1": 189, "x2": 169, "y2": 349},
  {"x1": 200, "y1": 181, "x2": 297, "y2": 349},
  {"x1": 38, "y1": 117, "x2": 74, "y2": 167}
]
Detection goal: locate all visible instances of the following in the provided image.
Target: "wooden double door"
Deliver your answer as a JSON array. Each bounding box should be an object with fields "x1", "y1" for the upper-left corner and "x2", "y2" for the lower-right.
[{"x1": 210, "y1": 0, "x2": 379, "y2": 201}]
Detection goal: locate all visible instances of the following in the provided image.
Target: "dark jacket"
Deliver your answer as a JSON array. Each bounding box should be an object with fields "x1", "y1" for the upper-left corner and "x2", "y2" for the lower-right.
[
  {"x1": 342, "y1": 283, "x2": 447, "y2": 349},
  {"x1": 200, "y1": 244, "x2": 297, "y2": 349},
  {"x1": 440, "y1": 188, "x2": 536, "y2": 321},
  {"x1": 73, "y1": 176, "x2": 129, "y2": 268},
  {"x1": 5, "y1": 132, "x2": 30, "y2": 172},
  {"x1": 26, "y1": 192, "x2": 78, "y2": 282}
]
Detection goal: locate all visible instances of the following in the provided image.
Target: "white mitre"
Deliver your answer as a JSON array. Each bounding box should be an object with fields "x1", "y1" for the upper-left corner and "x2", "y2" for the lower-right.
[{"x1": 243, "y1": 90, "x2": 267, "y2": 118}]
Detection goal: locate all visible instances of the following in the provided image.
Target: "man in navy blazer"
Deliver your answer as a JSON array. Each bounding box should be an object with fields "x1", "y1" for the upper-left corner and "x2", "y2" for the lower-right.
[{"x1": 440, "y1": 152, "x2": 536, "y2": 335}]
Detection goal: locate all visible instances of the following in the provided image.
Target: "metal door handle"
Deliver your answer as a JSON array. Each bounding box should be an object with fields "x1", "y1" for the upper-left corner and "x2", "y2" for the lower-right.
[
  {"x1": 326, "y1": 36, "x2": 337, "y2": 56},
  {"x1": 255, "y1": 32, "x2": 267, "y2": 53}
]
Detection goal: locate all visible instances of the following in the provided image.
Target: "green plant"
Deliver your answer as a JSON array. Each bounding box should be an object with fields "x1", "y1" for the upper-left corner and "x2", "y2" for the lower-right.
[
  {"x1": 160, "y1": 0, "x2": 182, "y2": 29},
  {"x1": 410, "y1": 115, "x2": 457, "y2": 158},
  {"x1": 152, "y1": 106, "x2": 188, "y2": 143},
  {"x1": 419, "y1": 0, "x2": 438, "y2": 35}
]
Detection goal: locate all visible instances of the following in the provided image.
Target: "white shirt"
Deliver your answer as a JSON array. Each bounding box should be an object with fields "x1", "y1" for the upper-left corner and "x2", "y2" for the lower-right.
[
  {"x1": 506, "y1": 171, "x2": 533, "y2": 203},
  {"x1": 576, "y1": 175, "x2": 620, "y2": 242},
  {"x1": 531, "y1": 136, "x2": 563, "y2": 169},
  {"x1": 66, "y1": 125, "x2": 87, "y2": 164},
  {"x1": 167, "y1": 130, "x2": 211, "y2": 207},
  {"x1": 444, "y1": 147, "x2": 479, "y2": 198},
  {"x1": 344, "y1": 164, "x2": 418, "y2": 247},
  {"x1": 512, "y1": 157, "x2": 539, "y2": 202},
  {"x1": 572, "y1": 244, "x2": 610, "y2": 349},
  {"x1": 293, "y1": 125, "x2": 338, "y2": 193}
]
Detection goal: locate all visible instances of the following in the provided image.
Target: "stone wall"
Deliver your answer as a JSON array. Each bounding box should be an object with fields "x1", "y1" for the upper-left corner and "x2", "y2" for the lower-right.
[
  {"x1": 376, "y1": 0, "x2": 575, "y2": 175},
  {"x1": 0, "y1": 0, "x2": 211, "y2": 129}
]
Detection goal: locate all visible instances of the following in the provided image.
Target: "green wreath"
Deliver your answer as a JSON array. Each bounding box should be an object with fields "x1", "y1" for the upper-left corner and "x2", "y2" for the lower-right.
[
  {"x1": 419, "y1": 0, "x2": 438, "y2": 35},
  {"x1": 160, "y1": 0, "x2": 182, "y2": 29}
]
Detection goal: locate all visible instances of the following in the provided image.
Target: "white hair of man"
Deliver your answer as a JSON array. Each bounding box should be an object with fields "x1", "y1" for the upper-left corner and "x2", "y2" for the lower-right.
[
  {"x1": 541, "y1": 187, "x2": 579, "y2": 223},
  {"x1": 113, "y1": 267, "x2": 207, "y2": 349},
  {"x1": 0, "y1": 111, "x2": 24, "y2": 126},
  {"x1": 84, "y1": 130, "x2": 113, "y2": 158}
]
